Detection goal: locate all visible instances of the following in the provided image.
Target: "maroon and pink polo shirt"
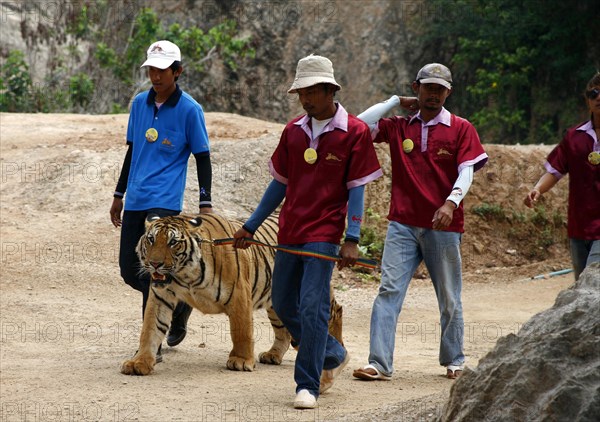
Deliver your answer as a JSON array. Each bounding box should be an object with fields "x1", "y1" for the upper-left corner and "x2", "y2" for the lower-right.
[
  {"x1": 374, "y1": 107, "x2": 488, "y2": 233},
  {"x1": 545, "y1": 120, "x2": 600, "y2": 240},
  {"x1": 270, "y1": 103, "x2": 383, "y2": 244}
]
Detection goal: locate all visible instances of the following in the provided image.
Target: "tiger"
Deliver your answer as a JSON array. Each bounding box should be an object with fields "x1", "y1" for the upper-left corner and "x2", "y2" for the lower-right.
[{"x1": 120, "y1": 212, "x2": 343, "y2": 376}]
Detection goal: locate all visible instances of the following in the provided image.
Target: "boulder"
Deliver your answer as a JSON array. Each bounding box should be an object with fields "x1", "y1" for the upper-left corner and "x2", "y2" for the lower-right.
[{"x1": 440, "y1": 263, "x2": 600, "y2": 421}]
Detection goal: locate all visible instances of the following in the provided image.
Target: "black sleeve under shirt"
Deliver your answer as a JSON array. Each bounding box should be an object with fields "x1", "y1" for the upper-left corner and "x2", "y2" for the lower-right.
[
  {"x1": 194, "y1": 151, "x2": 212, "y2": 208},
  {"x1": 114, "y1": 143, "x2": 132, "y2": 197}
]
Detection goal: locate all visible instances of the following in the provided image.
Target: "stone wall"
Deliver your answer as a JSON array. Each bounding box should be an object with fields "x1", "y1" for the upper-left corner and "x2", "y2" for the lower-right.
[{"x1": 1, "y1": 0, "x2": 433, "y2": 122}]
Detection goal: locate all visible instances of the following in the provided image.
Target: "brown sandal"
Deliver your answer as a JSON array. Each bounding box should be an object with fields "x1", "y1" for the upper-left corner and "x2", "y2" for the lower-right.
[{"x1": 352, "y1": 365, "x2": 391, "y2": 381}]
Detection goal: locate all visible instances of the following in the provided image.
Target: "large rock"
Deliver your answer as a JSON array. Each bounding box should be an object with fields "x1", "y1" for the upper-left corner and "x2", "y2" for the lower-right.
[{"x1": 440, "y1": 263, "x2": 600, "y2": 421}]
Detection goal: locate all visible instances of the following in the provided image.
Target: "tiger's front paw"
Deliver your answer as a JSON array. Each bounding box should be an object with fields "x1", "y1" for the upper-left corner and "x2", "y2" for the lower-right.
[
  {"x1": 226, "y1": 356, "x2": 255, "y2": 371},
  {"x1": 259, "y1": 350, "x2": 283, "y2": 365},
  {"x1": 120, "y1": 354, "x2": 155, "y2": 376}
]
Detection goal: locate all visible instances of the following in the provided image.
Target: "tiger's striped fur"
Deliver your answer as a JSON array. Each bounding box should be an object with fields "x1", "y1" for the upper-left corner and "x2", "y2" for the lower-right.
[{"x1": 120, "y1": 213, "x2": 343, "y2": 375}]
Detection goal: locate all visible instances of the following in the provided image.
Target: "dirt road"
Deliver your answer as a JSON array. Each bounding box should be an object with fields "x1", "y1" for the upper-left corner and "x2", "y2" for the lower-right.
[{"x1": 0, "y1": 113, "x2": 573, "y2": 421}]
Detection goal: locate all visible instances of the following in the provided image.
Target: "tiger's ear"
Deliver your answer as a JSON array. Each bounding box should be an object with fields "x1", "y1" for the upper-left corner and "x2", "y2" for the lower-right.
[
  {"x1": 145, "y1": 213, "x2": 161, "y2": 229},
  {"x1": 146, "y1": 214, "x2": 161, "y2": 223},
  {"x1": 187, "y1": 216, "x2": 202, "y2": 227}
]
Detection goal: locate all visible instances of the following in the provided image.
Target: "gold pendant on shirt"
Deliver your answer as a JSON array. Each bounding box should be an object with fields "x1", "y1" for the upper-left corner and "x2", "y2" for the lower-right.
[
  {"x1": 304, "y1": 148, "x2": 318, "y2": 164},
  {"x1": 145, "y1": 128, "x2": 158, "y2": 143},
  {"x1": 589, "y1": 151, "x2": 600, "y2": 165},
  {"x1": 402, "y1": 138, "x2": 414, "y2": 153}
]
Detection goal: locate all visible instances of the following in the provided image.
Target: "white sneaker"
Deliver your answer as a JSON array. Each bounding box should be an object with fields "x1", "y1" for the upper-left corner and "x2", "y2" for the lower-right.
[
  {"x1": 293, "y1": 389, "x2": 317, "y2": 409},
  {"x1": 320, "y1": 352, "x2": 350, "y2": 393}
]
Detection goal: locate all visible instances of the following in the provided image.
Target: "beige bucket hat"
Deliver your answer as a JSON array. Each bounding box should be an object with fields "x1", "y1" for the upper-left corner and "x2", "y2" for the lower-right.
[{"x1": 288, "y1": 54, "x2": 341, "y2": 93}]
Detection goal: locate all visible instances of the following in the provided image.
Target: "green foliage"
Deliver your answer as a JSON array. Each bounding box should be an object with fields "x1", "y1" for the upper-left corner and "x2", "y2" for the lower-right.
[
  {"x1": 95, "y1": 8, "x2": 160, "y2": 84},
  {"x1": 529, "y1": 206, "x2": 550, "y2": 226},
  {"x1": 536, "y1": 227, "x2": 555, "y2": 249},
  {"x1": 472, "y1": 202, "x2": 506, "y2": 220},
  {"x1": 502, "y1": 204, "x2": 566, "y2": 259},
  {"x1": 0, "y1": 50, "x2": 33, "y2": 112},
  {"x1": 96, "y1": 8, "x2": 254, "y2": 87},
  {"x1": 510, "y1": 211, "x2": 527, "y2": 224},
  {"x1": 123, "y1": 8, "x2": 161, "y2": 83},
  {"x1": 460, "y1": 42, "x2": 534, "y2": 140},
  {"x1": 358, "y1": 208, "x2": 385, "y2": 261},
  {"x1": 69, "y1": 73, "x2": 95, "y2": 108},
  {"x1": 95, "y1": 43, "x2": 117, "y2": 69},
  {"x1": 354, "y1": 272, "x2": 380, "y2": 284},
  {"x1": 67, "y1": 5, "x2": 91, "y2": 37},
  {"x1": 0, "y1": 76, "x2": 4, "y2": 110},
  {"x1": 110, "y1": 103, "x2": 128, "y2": 114},
  {"x1": 3, "y1": 6, "x2": 253, "y2": 114},
  {"x1": 165, "y1": 19, "x2": 255, "y2": 72},
  {"x1": 30, "y1": 82, "x2": 71, "y2": 113},
  {"x1": 528, "y1": 206, "x2": 565, "y2": 229},
  {"x1": 425, "y1": 0, "x2": 600, "y2": 144},
  {"x1": 552, "y1": 210, "x2": 565, "y2": 228},
  {"x1": 207, "y1": 20, "x2": 256, "y2": 70},
  {"x1": 0, "y1": 50, "x2": 92, "y2": 112}
]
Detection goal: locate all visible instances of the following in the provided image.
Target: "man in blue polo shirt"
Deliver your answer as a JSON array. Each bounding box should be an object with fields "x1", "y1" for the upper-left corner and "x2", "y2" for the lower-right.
[{"x1": 109, "y1": 40, "x2": 213, "y2": 360}]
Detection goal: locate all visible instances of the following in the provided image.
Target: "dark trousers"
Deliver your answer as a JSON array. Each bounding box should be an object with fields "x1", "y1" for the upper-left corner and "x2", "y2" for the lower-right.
[{"x1": 119, "y1": 208, "x2": 179, "y2": 319}]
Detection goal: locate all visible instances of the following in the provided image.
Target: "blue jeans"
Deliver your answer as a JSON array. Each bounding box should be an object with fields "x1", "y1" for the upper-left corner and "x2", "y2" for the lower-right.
[
  {"x1": 368, "y1": 222, "x2": 465, "y2": 377},
  {"x1": 570, "y1": 238, "x2": 600, "y2": 280},
  {"x1": 271, "y1": 243, "x2": 347, "y2": 398}
]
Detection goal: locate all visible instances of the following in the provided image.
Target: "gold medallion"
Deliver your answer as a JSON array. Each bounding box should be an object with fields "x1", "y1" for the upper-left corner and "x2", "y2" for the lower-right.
[
  {"x1": 145, "y1": 128, "x2": 158, "y2": 143},
  {"x1": 589, "y1": 151, "x2": 600, "y2": 165},
  {"x1": 304, "y1": 148, "x2": 318, "y2": 164},
  {"x1": 402, "y1": 138, "x2": 414, "y2": 153}
]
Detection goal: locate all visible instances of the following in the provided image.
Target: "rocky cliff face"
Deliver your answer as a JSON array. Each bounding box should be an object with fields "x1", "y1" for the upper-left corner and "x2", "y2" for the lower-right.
[
  {"x1": 185, "y1": 0, "x2": 428, "y2": 122},
  {"x1": 1, "y1": 1, "x2": 92, "y2": 82},
  {"x1": 440, "y1": 263, "x2": 600, "y2": 421},
  {"x1": 1, "y1": 0, "x2": 432, "y2": 121}
]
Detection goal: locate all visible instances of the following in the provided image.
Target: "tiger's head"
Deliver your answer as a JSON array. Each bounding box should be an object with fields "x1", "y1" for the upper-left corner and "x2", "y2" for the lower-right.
[{"x1": 136, "y1": 214, "x2": 203, "y2": 286}]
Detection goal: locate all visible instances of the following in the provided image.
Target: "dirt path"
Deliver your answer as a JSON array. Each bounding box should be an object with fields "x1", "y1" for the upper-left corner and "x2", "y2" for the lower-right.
[{"x1": 0, "y1": 113, "x2": 573, "y2": 421}]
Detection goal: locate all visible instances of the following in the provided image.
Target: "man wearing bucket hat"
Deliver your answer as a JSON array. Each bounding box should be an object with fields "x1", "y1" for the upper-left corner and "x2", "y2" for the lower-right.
[
  {"x1": 353, "y1": 63, "x2": 488, "y2": 381},
  {"x1": 233, "y1": 54, "x2": 383, "y2": 408},
  {"x1": 110, "y1": 40, "x2": 213, "y2": 360}
]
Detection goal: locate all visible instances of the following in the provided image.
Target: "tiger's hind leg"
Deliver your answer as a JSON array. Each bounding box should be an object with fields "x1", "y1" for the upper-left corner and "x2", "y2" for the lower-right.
[
  {"x1": 121, "y1": 287, "x2": 177, "y2": 375},
  {"x1": 328, "y1": 287, "x2": 344, "y2": 346},
  {"x1": 259, "y1": 306, "x2": 292, "y2": 365}
]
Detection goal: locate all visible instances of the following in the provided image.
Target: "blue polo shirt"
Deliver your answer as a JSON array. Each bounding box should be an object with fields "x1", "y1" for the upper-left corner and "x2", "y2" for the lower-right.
[{"x1": 124, "y1": 86, "x2": 210, "y2": 211}]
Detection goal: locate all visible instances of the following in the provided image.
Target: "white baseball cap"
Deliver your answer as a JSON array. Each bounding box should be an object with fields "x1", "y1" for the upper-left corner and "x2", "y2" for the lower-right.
[
  {"x1": 416, "y1": 63, "x2": 453, "y2": 89},
  {"x1": 288, "y1": 54, "x2": 341, "y2": 93},
  {"x1": 141, "y1": 40, "x2": 181, "y2": 69}
]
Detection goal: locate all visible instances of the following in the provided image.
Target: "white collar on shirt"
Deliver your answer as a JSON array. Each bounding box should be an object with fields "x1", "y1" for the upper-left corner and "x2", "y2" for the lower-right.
[
  {"x1": 576, "y1": 120, "x2": 598, "y2": 143},
  {"x1": 294, "y1": 102, "x2": 349, "y2": 133},
  {"x1": 410, "y1": 107, "x2": 452, "y2": 126}
]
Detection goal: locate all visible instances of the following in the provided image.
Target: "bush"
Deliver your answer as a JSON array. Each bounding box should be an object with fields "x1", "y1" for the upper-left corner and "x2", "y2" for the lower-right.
[
  {"x1": 2, "y1": 7, "x2": 253, "y2": 114},
  {"x1": 69, "y1": 73, "x2": 95, "y2": 108},
  {"x1": 357, "y1": 208, "x2": 386, "y2": 265},
  {"x1": 472, "y1": 202, "x2": 506, "y2": 220},
  {"x1": 0, "y1": 51, "x2": 33, "y2": 112}
]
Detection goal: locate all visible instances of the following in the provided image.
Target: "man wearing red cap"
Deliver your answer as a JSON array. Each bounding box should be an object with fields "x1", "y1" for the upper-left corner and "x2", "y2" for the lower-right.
[{"x1": 110, "y1": 40, "x2": 213, "y2": 361}]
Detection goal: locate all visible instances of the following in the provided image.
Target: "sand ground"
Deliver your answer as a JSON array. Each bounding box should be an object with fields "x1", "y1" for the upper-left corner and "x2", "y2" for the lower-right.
[{"x1": 0, "y1": 112, "x2": 573, "y2": 421}]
